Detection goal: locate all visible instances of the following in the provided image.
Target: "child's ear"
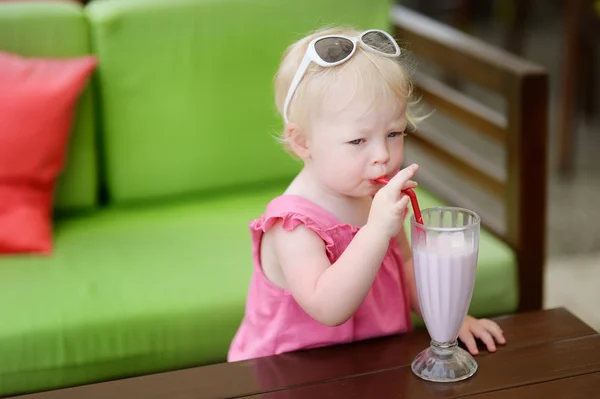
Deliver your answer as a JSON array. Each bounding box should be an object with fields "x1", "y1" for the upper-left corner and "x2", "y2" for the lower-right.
[{"x1": 285, "y1": 122, "x2": 310, "y2": 160}]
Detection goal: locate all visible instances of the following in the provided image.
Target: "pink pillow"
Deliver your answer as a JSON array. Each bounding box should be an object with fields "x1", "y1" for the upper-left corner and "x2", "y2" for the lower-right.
[{"x1": 0, "y1": 51, "x2": 97, "y2": 255}]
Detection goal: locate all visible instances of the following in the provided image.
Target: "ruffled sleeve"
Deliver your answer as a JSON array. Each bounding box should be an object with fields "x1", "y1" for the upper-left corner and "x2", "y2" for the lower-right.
[{"x1": 249, "y1": 212, "x2": 336, "y2": 260}]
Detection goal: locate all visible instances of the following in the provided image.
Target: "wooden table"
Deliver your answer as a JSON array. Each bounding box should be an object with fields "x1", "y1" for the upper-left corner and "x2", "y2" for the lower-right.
[{"x1": 13, "y1": 308, "x2": 600, "y2": 398}]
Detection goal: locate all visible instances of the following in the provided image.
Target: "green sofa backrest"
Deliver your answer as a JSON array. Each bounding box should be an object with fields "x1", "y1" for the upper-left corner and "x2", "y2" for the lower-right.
[
  {"x1": 0, "y1": 2, "x2": 99, "y2": 213},
  {"x1": 86, "y1": 0, "x2": 392, "y2": 205}
]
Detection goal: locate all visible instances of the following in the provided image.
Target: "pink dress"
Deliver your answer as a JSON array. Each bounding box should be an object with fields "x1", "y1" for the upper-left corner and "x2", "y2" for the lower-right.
[{"x1": 227, "y1": 194, "x2": 413, "y2": 362}]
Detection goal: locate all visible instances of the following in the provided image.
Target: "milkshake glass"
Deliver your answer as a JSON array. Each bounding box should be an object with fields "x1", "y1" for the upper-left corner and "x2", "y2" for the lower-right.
[{"x1": 410, "y1": 207, "x2": 480, "y2": 382}]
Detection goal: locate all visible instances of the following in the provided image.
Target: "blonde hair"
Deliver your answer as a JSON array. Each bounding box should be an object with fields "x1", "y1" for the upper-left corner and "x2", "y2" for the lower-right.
[{"x1": 274, "y1": 26, "x2": 425, "y2": 153}]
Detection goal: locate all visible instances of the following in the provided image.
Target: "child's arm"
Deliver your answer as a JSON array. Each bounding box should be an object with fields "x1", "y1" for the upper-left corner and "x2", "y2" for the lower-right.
[
  {"x1": 273, "y1": 220, "x2": 391, "y2": 327},
  {"x1": 272, "y1": 164, "x2": 419, "y2": 327}
]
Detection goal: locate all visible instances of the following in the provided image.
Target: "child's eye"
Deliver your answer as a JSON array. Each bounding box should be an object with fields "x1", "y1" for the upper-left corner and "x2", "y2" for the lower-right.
[
  {"x1": 348, "y1": 138, "x2": 363, "y2": 145},
  {"x1": 388, "y1": 131, "x2": 405, "y2": 138}
]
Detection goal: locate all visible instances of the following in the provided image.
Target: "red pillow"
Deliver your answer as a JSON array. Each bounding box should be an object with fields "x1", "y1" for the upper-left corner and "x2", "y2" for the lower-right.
[{"x1": 0, "y1": 51, "x2": 97, "y2": 255}]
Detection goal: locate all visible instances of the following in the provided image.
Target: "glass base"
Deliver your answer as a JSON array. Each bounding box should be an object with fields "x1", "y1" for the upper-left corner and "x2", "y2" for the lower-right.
[{"x1": 411, "y1": 340, "x2": 478, "y2": 382}]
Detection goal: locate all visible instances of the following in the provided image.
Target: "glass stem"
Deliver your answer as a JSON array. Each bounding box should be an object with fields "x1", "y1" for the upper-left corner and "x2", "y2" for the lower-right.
[{"x1": 431, "y1": 340, "x2": 458, "y2": 357}]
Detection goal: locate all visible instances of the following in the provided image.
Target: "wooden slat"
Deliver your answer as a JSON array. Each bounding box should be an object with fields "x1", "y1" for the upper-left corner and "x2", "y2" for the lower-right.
[
  {"x1": 410, "y1": 120, "x2": 506, "y2": 181},
  {"x1": 391, "y1": 5, "x2": 546, "y2": 94},
  {"x1": 489, "y1": 308, "x2": 597, "y2": 345},
  {"x1": 463, "y1": 372, "x2": 600, "y2": 399},
  {"x1": 414, "y1": 72, "x2": 507, "y2": 144},
  {"x1": 12, "y1": 309, "x2": 594, "y2": 399},
  {"x1": 248, "y1": 335, "x2": 600, "y2": 399},
  {"x1": 409, "y1": 165, "x2": 506, "y2": 240},
  {"x1": 409, "y1": 128, "x2": 505, "y2": 198}
]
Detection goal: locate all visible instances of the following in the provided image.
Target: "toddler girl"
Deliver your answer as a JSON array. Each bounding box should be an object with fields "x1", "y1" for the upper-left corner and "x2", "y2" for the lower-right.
[{"x1": 228, "y1": 26, "x2": 505, "y2": 362}]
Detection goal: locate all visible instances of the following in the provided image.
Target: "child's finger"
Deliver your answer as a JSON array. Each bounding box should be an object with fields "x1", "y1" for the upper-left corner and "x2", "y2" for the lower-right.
[
  {"x1": 473, "y1": 328, "x2": 497, "y2": 352},
  {"x1": 386, "y1": 164, "x2": 419, "y2": 192},
  {"x1": 392, "y1": 195, "x2": 410, "y2": 214},
  {"x1": 403, "y1": 180, "x2": 418, "y2": 190},
  {"x1": 480, "y1": 319, "x2": 506, "y2": 344},
  {"x1": 459, "y1": 331, "x2": 479, "y2": 356}
]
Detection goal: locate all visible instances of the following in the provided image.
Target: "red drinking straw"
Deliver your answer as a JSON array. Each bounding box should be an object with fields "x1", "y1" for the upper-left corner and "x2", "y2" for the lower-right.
[{"x1": 374, "y1": 177, "x2": 423, "y2": 224}]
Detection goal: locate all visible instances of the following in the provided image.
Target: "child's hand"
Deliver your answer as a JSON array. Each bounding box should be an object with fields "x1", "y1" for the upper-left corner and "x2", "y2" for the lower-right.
[
  {"x1": 458, "y1": 315, "x2": 506, "y2": 355},
  {"x1": 368, "y1": 164, "x2": 419, "y2": 238}
]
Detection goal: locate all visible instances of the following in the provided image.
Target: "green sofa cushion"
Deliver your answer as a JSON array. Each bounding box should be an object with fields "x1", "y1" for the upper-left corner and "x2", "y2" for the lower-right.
[
  {"x1": 404, "y1": 187, "x2": 519, "y2": 328},
  {"x1": 0, "y1": 2, "x2": 98, "y2": 212},
  {"x1": 0, "y1": 185, "x2": 517, "y2": 396},
  {"x1": 0, "y1": 189, "x2": 263, "y2": 396},
  {"x1": 85, "y1": 0, "x2": 391, "y2": 205}
]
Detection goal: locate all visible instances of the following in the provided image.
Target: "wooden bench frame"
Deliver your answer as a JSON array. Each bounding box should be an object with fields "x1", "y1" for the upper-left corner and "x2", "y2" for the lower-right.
[{"x1": 390, "y1": 5, "x2": 549, "y2": 312}]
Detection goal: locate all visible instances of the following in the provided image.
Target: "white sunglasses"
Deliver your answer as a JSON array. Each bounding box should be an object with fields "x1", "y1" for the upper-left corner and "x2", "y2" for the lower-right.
[{"x1": 282, "y1": 29, "x2": 401, "y2": 124}]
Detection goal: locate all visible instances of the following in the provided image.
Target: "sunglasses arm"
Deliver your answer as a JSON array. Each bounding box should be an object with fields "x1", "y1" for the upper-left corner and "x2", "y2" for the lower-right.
[{"x1": 283, "y1": 54, "x2": 312, "y2": 125}]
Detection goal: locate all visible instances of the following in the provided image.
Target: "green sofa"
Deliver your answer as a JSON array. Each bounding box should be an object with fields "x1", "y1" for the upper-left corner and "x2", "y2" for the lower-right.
[{"x1": 0, "y1": 0, "x2": 517, "y2": 396}]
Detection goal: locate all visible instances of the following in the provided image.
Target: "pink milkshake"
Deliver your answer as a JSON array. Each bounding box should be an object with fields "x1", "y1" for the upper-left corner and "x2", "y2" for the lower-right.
[
  {"x1": 410, "y1": 207, "x2": 480, "y2": 383},
  {"x1": 413, "y1": 233, "x2": 478, "y2": 344}
]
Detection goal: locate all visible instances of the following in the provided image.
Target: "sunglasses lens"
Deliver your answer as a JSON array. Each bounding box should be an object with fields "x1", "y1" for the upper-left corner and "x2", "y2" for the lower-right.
[
  {"x1": 314, "y1": 37, "x2": 354, "y2": 63},
  {"x1": 362, "y1": 31, "x2": 397, "y2": 54}
]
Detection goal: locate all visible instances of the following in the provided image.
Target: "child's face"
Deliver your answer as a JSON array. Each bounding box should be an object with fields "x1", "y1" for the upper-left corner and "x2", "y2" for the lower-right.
[{"x1": 305, "y1": 91, "x2": 407, "y2": 198}]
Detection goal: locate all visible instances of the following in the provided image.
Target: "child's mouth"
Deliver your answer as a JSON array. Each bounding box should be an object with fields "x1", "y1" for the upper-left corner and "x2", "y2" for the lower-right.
[
  {"x1": 370, "y1": 177, "x2": 386, "y2": 185},
  {"x1": 372, "y1": 176, "x2": 389, "y2": 184}
]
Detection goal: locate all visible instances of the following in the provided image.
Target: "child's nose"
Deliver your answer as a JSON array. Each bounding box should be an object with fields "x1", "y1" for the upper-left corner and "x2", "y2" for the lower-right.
[{"x1": 373, "y1": 144, "x2": 390, "y2": 164}]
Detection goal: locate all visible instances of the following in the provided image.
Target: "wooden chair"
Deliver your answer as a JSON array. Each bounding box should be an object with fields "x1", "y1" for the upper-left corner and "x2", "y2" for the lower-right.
[{"x1": 391, "y1": 5, "x2": 549, "y2": 312}]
